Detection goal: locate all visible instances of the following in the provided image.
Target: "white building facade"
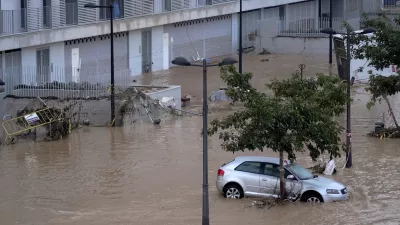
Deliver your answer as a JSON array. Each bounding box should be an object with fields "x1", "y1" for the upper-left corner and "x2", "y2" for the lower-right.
[{"x1": 0, "y1": 0, "x2": 373, "y2": 89}]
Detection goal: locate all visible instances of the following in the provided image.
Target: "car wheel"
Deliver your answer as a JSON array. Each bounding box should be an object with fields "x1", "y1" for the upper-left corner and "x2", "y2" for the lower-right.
[
  {"x1": 224, "y1": 184, "x2": 243, "y2": 199},
  {"x1": 304, "y1": 193, "x2": 323, "y2": 203}
]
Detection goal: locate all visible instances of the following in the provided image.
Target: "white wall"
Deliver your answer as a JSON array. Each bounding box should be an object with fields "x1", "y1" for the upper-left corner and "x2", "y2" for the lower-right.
[
  {"x1": 152, "y1": 26, "x2": 164, "y2": 72},
  {"x1": 128, "y1": 30, "x2": 142, "y2": 76},
  {"x1": 21, "y1": 42, "x2": 65, "y2": 84},
  {"x1": 163, "y1": 33, "x2": 169, "y2": 70},
  {"x1": 1, "y1": 0, "x2": 21, "y2": 34},
  {"x1": 21, "y1": 47, "x2": 36, "y2": 85},
  {"x1": 1, "y1": 0, "x2": 20, "y2": 9},
  {"x1": 50, "y1": 42, "x2": 65, "y2": 82}
]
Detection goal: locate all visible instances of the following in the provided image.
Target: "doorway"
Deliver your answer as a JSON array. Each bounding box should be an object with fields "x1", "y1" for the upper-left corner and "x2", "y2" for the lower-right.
[
  {"x1": 36, "y1": 48, "x2": 50, "y2": 84},
  {"x1": 141, "y1": 30, "x2": 152, "y2": 73}
]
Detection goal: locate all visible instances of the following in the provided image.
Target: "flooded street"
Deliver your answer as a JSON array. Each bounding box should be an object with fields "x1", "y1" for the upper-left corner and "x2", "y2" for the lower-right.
[{"x1": 2, "y1": 54, "x2": 400, "y2": 225}]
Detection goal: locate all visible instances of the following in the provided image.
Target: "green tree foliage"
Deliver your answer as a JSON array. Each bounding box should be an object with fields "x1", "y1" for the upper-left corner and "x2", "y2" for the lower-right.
[
  {"x1": 208, "y1": 66, "x2": 349, "y2": 198},
  {"x1": 350, "y1": 13, "x2": 400, "y2": 129},
  {"x1": 366, "y1": 73, "x2": 400, "y2": 128}
]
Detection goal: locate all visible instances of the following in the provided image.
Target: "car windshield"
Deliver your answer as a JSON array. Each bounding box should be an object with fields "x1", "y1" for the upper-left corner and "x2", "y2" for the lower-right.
[{"x1": 285, "y1": 163, "x2": 314, "y2": 180}]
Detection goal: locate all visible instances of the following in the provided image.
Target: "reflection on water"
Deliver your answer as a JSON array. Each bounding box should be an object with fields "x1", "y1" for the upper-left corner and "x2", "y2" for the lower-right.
[{"x1": 1, "y1": 55, "x2": 400, "y2": 225}]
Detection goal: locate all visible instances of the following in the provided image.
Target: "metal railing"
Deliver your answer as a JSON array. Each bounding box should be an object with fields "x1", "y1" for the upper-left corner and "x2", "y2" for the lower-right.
[
  {"x1": 0, "y1": 0, "x2": 238, "y2": 37},
  {"x1": 2, "y1": 65, "x2": 133, "y2": 99},
  {"x1": 278, "y1": 17, "x2": 361, "y2": 37},
  {"x1": 362, "y1": 0, "x2": 400, "y2": 13}
]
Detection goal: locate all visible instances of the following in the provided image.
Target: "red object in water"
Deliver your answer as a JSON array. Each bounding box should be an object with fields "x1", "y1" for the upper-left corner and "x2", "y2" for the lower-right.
[{"x1": 217, "y1": 169, "x2": 225, "y2": 176}]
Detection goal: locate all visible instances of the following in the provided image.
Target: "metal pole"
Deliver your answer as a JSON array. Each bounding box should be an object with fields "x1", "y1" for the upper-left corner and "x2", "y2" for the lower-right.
[
  {"x1": 202, "y1": 58, "x2": 209, "y2": 225},
  {"x1": 329, "y1": 0, "x2": 333, "y2": 64},
  {"x1": 110, "y1": 5, "x2": 115, "y2": 126},
  {"x1": 345, "y1": 28, "x2": 352, "y2": 168},
  {"x1": 238, "y1": 0, "x2": 243, "y2": 73}
]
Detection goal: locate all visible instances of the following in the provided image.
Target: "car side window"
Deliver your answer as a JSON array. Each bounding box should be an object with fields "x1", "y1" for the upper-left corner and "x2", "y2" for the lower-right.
[
  {"x1": 235, "y1": 161, "x2": 261, "y2": 174},
  {"x1": 284, "y1": 169, "x2": 293, "y2": 179},
  {"x1": 263, "y1": 163, "x2": 280, "y2": 177}
]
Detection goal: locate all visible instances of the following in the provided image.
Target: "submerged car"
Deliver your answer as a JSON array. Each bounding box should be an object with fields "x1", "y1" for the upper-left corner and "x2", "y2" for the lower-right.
[{"x1": 216, "y1": 156, "x2": 348, "y2": 203}]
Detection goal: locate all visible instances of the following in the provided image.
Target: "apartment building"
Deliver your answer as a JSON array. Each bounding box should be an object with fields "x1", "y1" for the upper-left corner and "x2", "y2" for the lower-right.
[{"x1": 0, "y1": 0, "x2": 376, "y2": 89}]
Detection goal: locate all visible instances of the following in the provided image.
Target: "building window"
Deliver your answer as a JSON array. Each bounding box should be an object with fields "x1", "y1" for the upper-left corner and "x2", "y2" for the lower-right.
[
  {"x1": 163, "y1": 0, "x2": 171, "y2": 11},
  {"x1": 66, "y1": 0, "x2": 78, "y2": 25},
  {"x1": 279, "y1": 5, "x2": 285, "y2": 19},
  {"x1": 43, "y1": 0, "x2": 52, "y2": 28},
  {"x1": 99, "y1": 0, "x2": 124, "y2": 20},
  {"x1": 21, "y1": 0, "x2": 27, "y2": 30}
]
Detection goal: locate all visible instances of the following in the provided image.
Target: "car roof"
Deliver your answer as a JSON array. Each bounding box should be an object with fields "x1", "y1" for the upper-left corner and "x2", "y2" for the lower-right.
[{"x1": 234, "y1": 156, "x2": 281, "y2": 164}]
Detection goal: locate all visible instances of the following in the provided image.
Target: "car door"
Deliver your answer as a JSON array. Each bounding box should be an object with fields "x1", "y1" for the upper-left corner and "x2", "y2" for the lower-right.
[
  {"x1": 234, "y1": 161, "x2": 262, "y2": 196},
  {"x1": 259, "y1": 163, "x2": 280, "y2": 197},
  {"x1": 284, "y1": 169, "x2": 303, "y2": 200}
]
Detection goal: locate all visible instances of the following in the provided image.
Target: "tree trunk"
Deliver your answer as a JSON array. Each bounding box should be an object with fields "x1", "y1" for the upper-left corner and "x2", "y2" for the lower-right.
[
  {"x1": 383, "y1": 95, "x2": 400, "y2": 129},
  {"x1": 279, "y1": 150, "x2": 285, "y2": 199}
]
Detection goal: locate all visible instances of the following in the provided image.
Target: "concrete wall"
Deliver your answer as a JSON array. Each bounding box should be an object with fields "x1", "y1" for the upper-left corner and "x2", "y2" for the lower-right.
[
  {"x1": 64, "y1": 34, "x2": 129, "y2": 82},
  {"x1": 0, "y1": 0, "x2": 308, "y2": 51},
  {"x1": 256, "y1": 18, "x2": 330, "y2": 55},
  {"x1": 260, "y1": 36, "x2": 330, "y2": 54}
]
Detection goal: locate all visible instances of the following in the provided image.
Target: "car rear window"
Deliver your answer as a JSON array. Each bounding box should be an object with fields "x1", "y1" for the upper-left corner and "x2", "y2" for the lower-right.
[{"x1": 235, "y1": 161, "x2": 261, "y2": 174}]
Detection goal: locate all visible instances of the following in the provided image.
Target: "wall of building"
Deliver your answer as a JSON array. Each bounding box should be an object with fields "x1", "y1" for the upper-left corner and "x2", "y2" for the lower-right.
[
  {"x1": 256, "y1": 17, "x2": 330, "y2": 55},
  {"x1": 164, "y1": 15, "x2": 232, "y2": 63},
  {"x1": 20, "y1": 42, "x2": 65, "y2": 85},
  {"x1": 0, "y1": 0, "x2": 308, "y2": 51},
  {"x1": 64, "y1": 33, "x2": 129, "y2": 83}
]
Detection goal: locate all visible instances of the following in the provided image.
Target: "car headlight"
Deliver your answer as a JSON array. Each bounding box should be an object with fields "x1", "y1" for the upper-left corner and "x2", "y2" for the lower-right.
[{"x1": 326, "y1": 189, "x2": 340, "y2": 194}]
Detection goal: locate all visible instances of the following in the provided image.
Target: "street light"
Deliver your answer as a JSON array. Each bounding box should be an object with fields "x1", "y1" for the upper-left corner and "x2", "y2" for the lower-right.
[
  {"x1": 239, "y1": 0, "x2": 243, "y2": 73},
  {"x1": 84, "y1": 3, "x2": 116, "y2": 126},
  {"x1": 321, "y1": 27, "x2": 376, "y2": 168},
  {"x1": 171, "y1": 57, "x2": 238, "y2": 225}
]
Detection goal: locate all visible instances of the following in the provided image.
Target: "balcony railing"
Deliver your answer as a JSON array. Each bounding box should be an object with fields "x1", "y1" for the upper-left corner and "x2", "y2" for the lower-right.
[{"x1": 0, "y1": 0, "x2": 237, "y2": 37}]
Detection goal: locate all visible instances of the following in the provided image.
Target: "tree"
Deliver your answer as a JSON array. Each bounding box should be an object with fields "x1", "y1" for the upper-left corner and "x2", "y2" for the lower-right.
[
  {"x1": 350, "y1": 13, "x2": 400, "y2": 129},
  {"x1": 208, "y1": 66, "x2": 349, "y2": 199},
  {"x1": 366, "y1": 73, "x2": 400, "y2": 129}
]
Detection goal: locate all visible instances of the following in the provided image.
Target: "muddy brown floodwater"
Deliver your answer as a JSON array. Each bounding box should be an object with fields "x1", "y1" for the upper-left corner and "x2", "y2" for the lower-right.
[{"x1": 2, "y1": 54, "x2": 400, "y2": 225}]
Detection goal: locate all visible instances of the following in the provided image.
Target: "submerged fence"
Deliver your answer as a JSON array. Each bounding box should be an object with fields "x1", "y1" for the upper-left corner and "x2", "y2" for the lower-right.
[{"x1": 2, "y1": 66, "x2": 133, "y2": 100}]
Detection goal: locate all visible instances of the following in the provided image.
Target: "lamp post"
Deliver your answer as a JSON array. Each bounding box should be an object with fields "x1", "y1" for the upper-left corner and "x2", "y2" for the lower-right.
[
  {"x1": 84, "y1": 3, "x2": 115, "y2": 126},
  {"x1": 329, "y1": 0, "x2": 332, "y2": 65},
  {"x1": 321, "y1": 27, "x2": 376, "y2": 168},
  {"x1": 171, "y1": 57, "x2": 238, "y2": 225},
  {"x1": 239, "y1": 0, "x2": 243, "y2": 73}
]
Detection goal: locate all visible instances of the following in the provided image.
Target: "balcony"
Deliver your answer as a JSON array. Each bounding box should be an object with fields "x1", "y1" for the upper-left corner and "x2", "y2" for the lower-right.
[{"x1": 0, "y1": 0, "x2": 237, "y2": 37}]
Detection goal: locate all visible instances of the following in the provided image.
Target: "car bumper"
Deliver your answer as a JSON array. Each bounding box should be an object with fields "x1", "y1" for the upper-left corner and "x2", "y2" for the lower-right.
[
  {"x1": 322, "y1": 193, "x2": 349, "y2": 202},
  {"x1": 216, "y1": 180, "x2": 225, "y2": 193}
]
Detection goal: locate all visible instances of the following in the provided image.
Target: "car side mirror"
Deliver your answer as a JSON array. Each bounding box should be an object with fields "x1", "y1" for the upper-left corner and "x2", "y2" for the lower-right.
[{"x1": 287, "y1": 175, "x2": 295, "y2": 180}]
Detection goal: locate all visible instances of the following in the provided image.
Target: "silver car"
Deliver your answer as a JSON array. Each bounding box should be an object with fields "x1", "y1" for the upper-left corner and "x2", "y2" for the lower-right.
[{"x1": 216, "y1": 156, "x2": 348, "y2": 203}]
